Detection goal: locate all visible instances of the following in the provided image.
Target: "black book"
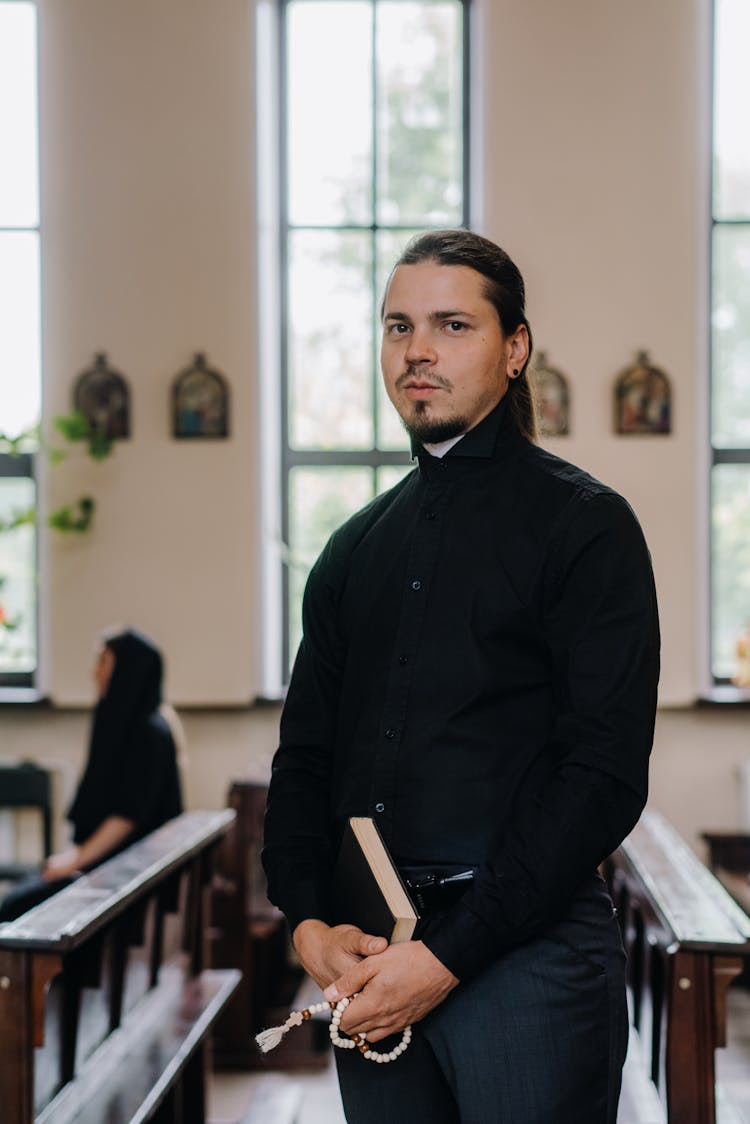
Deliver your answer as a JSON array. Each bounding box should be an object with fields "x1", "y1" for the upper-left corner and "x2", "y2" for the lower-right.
[{"x1": 331, "y1": 817, "x2": 418, "y2": 943}]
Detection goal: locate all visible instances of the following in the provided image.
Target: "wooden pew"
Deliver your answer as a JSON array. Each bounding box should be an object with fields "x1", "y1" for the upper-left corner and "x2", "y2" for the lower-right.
[
  {"x1": 603, "y1": 809, "x2": 750, "y2": 1124},
  {"x1": 211, "y1": 777, "x2": 329, "y2": 1070},
  {"x1": 0, "y1": 809, "x2": 240, "y2": 1124},
  {"x1": 702, "y1": 832, "x2": 750, "y2": 918}
]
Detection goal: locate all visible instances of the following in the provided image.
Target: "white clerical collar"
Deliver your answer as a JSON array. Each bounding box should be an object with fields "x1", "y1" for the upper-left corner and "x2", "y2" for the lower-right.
[{"x1": 422, "y1": 433, "x2": 466, "y2": 459}]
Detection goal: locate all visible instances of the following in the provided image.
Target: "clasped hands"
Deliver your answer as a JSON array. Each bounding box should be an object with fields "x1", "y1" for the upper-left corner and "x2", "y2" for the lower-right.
[
  {"x1": 41, "y1": 847, "x2": 82, "y2": 882},
  {"x1": 293, "y1": 919, "x2": 458, "y2": 1043}
]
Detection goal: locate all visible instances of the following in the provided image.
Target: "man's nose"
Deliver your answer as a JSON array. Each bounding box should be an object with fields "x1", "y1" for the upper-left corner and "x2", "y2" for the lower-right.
[{"x1": 404, "y1": 327, "x2": 437, "y2": 365}]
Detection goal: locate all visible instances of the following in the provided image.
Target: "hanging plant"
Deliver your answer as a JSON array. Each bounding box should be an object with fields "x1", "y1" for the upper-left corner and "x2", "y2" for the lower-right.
[
  {"x1": 1, "y1": 400, "x2": 118, "y2": 653},
  {"x1": 46, "y1": 496, "x2": 95, "y2": 534},
  {"x1": 0, "y1": 410, "x2": 115, "y2": 539},
  {"x1": 52, "y1": 409, "x2": 114, "y2": 462}
]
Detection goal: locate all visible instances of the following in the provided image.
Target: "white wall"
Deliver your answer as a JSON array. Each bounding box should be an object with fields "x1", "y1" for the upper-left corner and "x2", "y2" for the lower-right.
[{"x1": 37, "y1": 0, "x2": 260, "y2": 704}]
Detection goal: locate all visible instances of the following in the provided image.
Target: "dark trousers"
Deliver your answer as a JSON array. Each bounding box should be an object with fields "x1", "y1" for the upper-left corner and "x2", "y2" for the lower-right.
[{"x1": 334, "y1": 874, "x2": 627, "y2": 1124}]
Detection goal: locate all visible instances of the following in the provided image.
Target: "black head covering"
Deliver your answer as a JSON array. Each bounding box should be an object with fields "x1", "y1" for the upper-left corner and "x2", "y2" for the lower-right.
[{"x1": 68, "y1": 628, "x2": 164, "y2": 839}]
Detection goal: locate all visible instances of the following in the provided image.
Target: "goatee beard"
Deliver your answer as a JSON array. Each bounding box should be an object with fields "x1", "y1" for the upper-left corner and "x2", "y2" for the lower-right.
[{"x1": 401, "y1": 404, "x2": 469, "y2": 445}]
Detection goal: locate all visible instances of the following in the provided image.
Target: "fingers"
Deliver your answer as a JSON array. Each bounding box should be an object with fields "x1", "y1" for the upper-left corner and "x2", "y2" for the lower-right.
[
  {"x1": 335, "y1": 994, "x2": 407, "y2": 1042},
  {"x1": 336, "y1": 927, "x2": 387, "y2": 957},
  {"x1": 327, "y1": 977, "x2": 404, "y2": 1038},
  {"x1": 358, "y1": 932, "x2": 388, "y2": 955},
  {"x1": 361, "y1": 1024, "x2": 403, "y2": 1044},
  {"x1": 323, "y1": 959, "x2": 375, "y2": 1006}
]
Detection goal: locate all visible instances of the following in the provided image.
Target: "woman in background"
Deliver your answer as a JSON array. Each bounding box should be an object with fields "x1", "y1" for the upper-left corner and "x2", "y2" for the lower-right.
[{"x1": 0, "y1": 627, "x2": 183, "y2": 921}]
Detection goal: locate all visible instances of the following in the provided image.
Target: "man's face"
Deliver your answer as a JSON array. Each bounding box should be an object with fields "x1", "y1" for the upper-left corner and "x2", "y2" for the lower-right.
[{"x1": 380, "y1": 260, "x2": 528, "y2": 444}]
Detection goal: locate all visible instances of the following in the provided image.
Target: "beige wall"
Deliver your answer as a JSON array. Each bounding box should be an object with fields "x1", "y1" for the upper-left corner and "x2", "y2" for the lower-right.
[
  {"x1": 475, "y1": 0, "x2": 710, "y2": 705},
  {"x1": 33, "y1": 0, "x2": 712, "y2": 705},
  {"x1": 8, "y1": 0, "x2": 739, "y2": 845},
  {"x1": 0, "y1": 704, "x2": 744, "y2": 859},
  {"x1": 37, "y1": 0, "x2": 260, "y2": 705}
]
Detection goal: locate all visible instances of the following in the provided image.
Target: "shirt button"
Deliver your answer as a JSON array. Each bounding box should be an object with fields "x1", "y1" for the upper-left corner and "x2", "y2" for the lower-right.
[
  {"x1": 425, "y1": 510, "x2": 436, "y2": 520},
  {"x1": 375, "y1": 803, "x2": 385, "y2": 813},
  {"x1": 398, "y1": 654, "x2": 409, "y2": 665},
  {"x1": 411, "y1": 580, "x2": 422, "y2": 591},
  {"x1": 385, "y1": 727, "x2": 397, "y2": 739}
]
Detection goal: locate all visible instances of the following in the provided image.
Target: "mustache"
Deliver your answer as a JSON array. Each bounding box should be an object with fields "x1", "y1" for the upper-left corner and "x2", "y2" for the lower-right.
[{"x1": 395, "y1": 367, "x2": 453, "y2": 391}]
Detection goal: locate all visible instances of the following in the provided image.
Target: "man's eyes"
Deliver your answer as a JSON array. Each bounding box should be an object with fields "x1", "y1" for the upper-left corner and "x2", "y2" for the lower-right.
[{"x1": 385, "y1": 320, "x2": 469, "y2": 335}]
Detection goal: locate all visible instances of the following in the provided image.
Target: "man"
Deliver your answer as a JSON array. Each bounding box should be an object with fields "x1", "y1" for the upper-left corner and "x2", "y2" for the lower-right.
[{"x1": 263, "y1": 229, "x2": 660, "y2": 1123}]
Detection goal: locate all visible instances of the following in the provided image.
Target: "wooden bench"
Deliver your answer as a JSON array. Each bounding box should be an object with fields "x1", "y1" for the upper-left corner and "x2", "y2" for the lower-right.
[
  {"x1": 0, "y1": 809, "x2": 240, "y2": 1124},
  {"x1": 702, "y1": 832, "x2": 750, "y2": 918},
  {"x1": 211, "y1": 776, "x2": 329, "y2": 1070},
  {"x1": 603, "y1": 809, "x2": 750, "y2": 1124}
]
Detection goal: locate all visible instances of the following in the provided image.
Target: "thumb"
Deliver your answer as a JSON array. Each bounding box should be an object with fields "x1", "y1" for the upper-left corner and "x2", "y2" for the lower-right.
[
  {"x1": 357, "y1": 931, "x2": 388, "y2": 956},
  {"x1": 324, "y1": 958, "x2": 376, "y2": 1004}
]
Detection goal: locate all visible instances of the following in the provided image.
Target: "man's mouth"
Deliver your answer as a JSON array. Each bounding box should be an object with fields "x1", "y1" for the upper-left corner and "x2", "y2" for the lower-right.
[
  {"x1": 399, "y1": 373, "x2": 451, "y2": 400},
  {"x1": 404, "y1": 383, "x2": 443, "y2": 399}
]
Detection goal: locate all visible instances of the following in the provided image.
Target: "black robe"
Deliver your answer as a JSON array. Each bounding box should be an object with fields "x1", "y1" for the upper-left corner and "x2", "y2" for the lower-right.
[{"x1": 0, "y1": 629, "x2": 182, "y2": 922}]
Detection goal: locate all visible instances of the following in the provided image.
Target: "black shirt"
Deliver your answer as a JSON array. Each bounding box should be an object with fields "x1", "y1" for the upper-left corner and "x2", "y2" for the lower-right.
[{"x1": 263, "y1": 399, "x2": 660, "y2": 981}]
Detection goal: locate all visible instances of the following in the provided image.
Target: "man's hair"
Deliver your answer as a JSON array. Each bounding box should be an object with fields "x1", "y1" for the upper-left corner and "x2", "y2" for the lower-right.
[{"x1": 388, "y1": 229, "x2": 537, "y2": 442}]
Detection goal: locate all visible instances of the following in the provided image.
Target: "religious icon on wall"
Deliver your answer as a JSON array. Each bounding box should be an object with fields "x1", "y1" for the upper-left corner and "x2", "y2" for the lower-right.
[
  {"x1": 73, "y1": 353, "x2": 130, "y2": 439},
  {"x1": 614, "y1": 351, "x2": 672, "y2": 435},
  {"x1": 172, "y1": 352, "x2": 230, "y2": 439},
  {"x1": 530, "y1": 351, "x2": 570, "y2": 437}
]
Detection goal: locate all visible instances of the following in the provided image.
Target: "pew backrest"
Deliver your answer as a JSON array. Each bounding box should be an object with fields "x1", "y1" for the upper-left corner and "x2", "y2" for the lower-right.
[
  {"x1": 604, "y1": 809, "x2": 750, "y2": 1124},
  {"x1": 0, "y1": 809, "x2": 237, "y2": 1124}
]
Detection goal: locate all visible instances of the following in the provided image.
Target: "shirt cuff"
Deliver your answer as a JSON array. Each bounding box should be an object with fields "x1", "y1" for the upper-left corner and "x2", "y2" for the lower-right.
[
  {"x1": 278, "y1": 879, "x2": 333, "y2": 935},
  {"x1": 420, "y1": 904, "x2": 500, "y2": 982}
]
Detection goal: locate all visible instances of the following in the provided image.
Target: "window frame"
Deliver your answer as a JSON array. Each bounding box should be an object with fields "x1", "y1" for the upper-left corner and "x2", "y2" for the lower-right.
[
  {"x1": 277, "y1": 0, "x2": 472, "y2": 680},
  {"x1": 0, "y1": 0, "x2": 41, "y2": 695},
  {"x1": 708, "y1": 0, "x2": 750, "y2": 696}
]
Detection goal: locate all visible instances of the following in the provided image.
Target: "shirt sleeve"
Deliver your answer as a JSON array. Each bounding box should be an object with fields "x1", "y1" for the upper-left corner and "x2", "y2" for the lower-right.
[
  {"x1": 262, "y1": 535, "x2": 346, "y2": 932},
  {"x1": 421, "y1": 491, "x2": 660, "y2": 981}
]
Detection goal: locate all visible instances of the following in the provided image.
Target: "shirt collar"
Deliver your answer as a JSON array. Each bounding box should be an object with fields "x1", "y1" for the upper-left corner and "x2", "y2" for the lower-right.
[{"x1": 410, "y1": 396, "x2": 513, "y2": 462}]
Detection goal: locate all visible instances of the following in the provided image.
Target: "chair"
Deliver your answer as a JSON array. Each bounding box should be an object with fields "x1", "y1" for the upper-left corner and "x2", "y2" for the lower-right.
[{"x1": 0, "y1": 760, "x2": 53, "y2": 880}]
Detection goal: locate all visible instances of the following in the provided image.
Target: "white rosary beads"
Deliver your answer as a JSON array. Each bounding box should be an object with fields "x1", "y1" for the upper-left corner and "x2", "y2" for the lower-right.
[
  {"x1": 328, "y1": 995, "x2": 412, "y2": 1062},
  {"x1": 256, "y1": 993, "x2": 412, "y2": 1064}
]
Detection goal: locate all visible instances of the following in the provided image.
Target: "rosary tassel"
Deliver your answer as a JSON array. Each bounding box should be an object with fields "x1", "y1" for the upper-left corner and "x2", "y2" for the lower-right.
[
  {"x1": 255, "y1": 995, "x2": 412, "y2": 1064},
  {"x1": 255, "y1": 1023, "x2": 290, "y2": 1053},
  {"x1": 255, "y1": 1002, "x2": 327, "y2": 1054}
]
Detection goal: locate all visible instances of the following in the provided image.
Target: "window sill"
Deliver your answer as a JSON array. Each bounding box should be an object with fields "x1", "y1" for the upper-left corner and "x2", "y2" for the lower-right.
[
  {"x1": 0, "y1": 687, "x2": 47, "y2": 706},
  {"x1": 697, "y1": 686, "x2": 750, "y2": 707}
]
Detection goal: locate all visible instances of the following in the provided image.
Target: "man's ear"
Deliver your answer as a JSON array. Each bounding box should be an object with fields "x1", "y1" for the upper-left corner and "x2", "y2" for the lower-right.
[{"x1": 507, "y1": 324, "x2": 530, "y2": 378}]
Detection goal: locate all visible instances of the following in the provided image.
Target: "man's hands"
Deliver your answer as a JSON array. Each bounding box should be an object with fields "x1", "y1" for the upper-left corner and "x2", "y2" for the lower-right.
[
  {"x1": 294, "y1": 921, "x2": 460, "y2": 1042},
  {"x1": 293, "y1": 919, "x2": 388, "y2": 991},
  {"x1": 323, "y1": 939, "x2": 459, "y2": 1043}
]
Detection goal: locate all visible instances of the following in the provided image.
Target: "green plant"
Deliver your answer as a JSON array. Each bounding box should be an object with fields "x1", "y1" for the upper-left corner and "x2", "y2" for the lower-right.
[
  {"x1": 0, "y1": 410, "x2": 115, "y2": 535},
  {"x1": 53, "y1": 410, "x2": 114, "y2": 462},
  {"x1": 0, "y1": 413, "x2": 116, "y2": 638},
  {"x1": 46, "y1": 496, "x2": 95, "y2": 533}
]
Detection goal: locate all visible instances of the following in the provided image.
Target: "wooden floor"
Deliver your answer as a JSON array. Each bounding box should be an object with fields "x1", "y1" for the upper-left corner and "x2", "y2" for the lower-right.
[{"x1": 208, "y1": 985, "x2": 750, "y2": 1124}]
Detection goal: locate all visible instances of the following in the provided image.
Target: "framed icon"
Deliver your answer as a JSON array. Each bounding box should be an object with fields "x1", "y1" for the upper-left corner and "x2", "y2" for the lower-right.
[
  {"x1": 73, "y1": 353, "x2": 130, "y2": 439},
  {"x1": 172, "y1": 352, "x2": 230, "y2": 439},
  {"x1": 531, "y1": 351, "x2": 570, "y2": 437},
  {"x1": 614, "y1": 351, "x2": 672, "y2": 435}
]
